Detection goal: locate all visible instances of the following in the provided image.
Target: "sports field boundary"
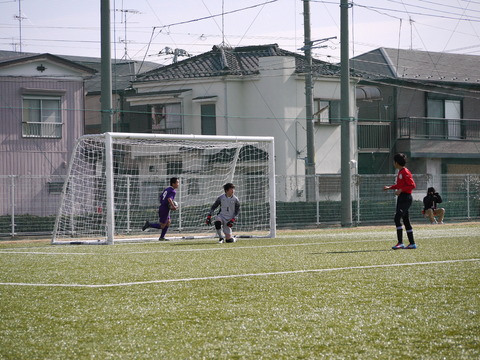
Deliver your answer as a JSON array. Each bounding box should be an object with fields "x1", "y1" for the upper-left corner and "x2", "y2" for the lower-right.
[{"x1": 1, "y1": 258, "x2": 477, "y2": 288}]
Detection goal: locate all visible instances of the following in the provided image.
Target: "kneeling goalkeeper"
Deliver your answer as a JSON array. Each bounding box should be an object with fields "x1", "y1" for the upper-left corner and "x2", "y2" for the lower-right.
[{"x1": 206, "y1": 183, "x2": 240, "y2": 243}]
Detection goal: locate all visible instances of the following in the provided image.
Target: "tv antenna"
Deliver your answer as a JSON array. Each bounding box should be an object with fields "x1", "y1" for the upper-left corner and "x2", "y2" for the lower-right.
[
  {"x1": 115, "y1": 8, "x2": 140, "y2": 60},
  {"x1": 14, "y1": 0, "x2": 27, "y2": 52},
  {"x1": 409, "y1": 17, "x2": 415, "y2": 50}
]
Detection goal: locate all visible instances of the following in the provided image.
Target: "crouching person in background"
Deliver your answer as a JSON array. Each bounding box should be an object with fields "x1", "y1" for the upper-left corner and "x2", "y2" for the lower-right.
[{"x1": 423, "y1": 187, "x2": 445, "y2": 224}]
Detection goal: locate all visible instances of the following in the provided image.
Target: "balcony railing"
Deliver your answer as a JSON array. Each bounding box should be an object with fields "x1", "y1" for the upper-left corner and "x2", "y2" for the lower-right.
[
  {"x1": 22, "y1": 121, "x2": 63, "y2": 138},
  {"x1": 398, "y1": 117, "x2": 480, "y2": 140},
  {"x1": 358, "y1": 121, "x2": 391, "y2": 152},
  {"x1": 152, "y1": 127, "x2": 183, "y2": 134}
]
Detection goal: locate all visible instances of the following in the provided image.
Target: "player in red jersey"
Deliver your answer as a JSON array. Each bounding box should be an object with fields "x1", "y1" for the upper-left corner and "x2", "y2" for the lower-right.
[{"x1": 384, "y1": 153, "x2": 417, "y2": 250}]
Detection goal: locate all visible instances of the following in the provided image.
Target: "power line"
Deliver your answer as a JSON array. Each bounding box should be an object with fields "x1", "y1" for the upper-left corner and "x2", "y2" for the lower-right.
[
  {"x1": 416, "y1": 0, "x2": 480, "y2": 14},
  {"x1": 386, "y1": 0, "x2": 480, "y2": 17},
  {"x1": 353, "y1": 2, "x2": 480, "y2": 22},
  {"x1": 152, "y1": 1, "x2": 278, "y2": 31}
]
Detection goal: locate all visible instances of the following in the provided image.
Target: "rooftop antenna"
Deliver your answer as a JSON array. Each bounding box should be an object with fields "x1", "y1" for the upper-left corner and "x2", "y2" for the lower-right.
[
  {"x1": 221, "y1": 0, "x2": 225, "y2": 46},
  {"x1": 409, "y1": 17, "x2": 415, "y2": 50},
  {"x1": 14, "y1": 0, "x2": 26, "y2": 52},
  {"x1": 115, "y1": 8, "x2": 140, "y2": 60}
]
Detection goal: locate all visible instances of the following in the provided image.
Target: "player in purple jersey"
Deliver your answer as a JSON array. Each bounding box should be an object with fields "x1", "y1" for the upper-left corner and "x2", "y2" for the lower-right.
[
  {"x1": 142, "y1": 177, "x2": 179, "y2": 241},
  {"x1": 206, "y1": 183, "x2": 240, "y2": 243}
]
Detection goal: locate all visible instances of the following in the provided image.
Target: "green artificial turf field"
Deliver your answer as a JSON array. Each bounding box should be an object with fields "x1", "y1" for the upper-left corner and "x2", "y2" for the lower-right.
[{"x1": 1, "y1": 223, "x2": 479, "y2": 359}]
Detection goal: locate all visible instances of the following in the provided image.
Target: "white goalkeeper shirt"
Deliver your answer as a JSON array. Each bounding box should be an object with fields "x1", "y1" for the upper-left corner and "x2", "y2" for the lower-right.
[{"x1": 210, "y1": 193, "x2": 240, "y2": 221}]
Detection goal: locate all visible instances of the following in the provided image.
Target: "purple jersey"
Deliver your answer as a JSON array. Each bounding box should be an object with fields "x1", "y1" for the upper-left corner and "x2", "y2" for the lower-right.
[{"x1": 159, "y1": 186, "x2": 176, "y2": 211}]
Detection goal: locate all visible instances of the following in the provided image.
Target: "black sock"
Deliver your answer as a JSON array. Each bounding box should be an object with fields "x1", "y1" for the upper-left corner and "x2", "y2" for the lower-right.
[
  {"x1": 396, "y1": 227, "x2": 403, "y2": 243},
  {"x1": 407, "y1": 229, "x2": 414, "y2": 244}
]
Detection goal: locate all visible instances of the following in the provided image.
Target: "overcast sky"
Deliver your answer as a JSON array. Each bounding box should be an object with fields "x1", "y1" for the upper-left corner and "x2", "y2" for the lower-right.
[{"x1": 1, "y1": 0, "x2": 479, "y2": 64}]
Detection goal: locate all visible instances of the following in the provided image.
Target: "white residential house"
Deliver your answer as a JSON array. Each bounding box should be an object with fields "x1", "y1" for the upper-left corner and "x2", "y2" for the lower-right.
[{"x1": 126, "y1": 44, "x2": 359, "y2": 201}]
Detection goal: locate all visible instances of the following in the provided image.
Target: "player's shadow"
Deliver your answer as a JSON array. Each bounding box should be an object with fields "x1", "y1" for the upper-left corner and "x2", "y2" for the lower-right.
[{"x1": 321, "y1": 249, "x2": 391, "y2": 254}]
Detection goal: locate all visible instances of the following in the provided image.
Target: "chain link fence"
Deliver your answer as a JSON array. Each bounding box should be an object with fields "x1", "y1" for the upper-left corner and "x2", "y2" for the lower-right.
[{"x1": 1, "y1": 174, "x2": 479, "y2": 237}]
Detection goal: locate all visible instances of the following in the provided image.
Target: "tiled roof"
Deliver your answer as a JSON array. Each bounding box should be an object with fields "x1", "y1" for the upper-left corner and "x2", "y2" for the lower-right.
[
  {"x1": 351, "y1": 48, "x2": 480, "y2": 84},
  {"x1": 137, "y1": 44, "x2": 341, "y2": 81}
]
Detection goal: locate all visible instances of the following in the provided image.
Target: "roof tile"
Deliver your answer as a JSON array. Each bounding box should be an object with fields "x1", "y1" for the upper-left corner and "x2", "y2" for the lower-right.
[{"x1": 138, "y1": 44, "x2": 341, "y2": 81}]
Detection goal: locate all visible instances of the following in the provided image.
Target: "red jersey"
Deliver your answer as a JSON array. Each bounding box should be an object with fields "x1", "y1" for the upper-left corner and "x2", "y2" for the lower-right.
[{"x1": 389, "y1": 167, "x2": 416, "y2": 194}]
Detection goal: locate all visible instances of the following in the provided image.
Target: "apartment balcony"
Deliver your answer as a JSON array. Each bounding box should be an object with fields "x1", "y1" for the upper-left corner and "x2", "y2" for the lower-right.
[
  {"x1": 396, "y1": 117, "x2": 480, "y2": 158},
  {"x1": 358, "y1": 121, "x2": 391, "y2": 152},
  {"x1": 398, "y1": 117, "x2": 480, "y2": 140},
  {"x1": 152, "y1": 126, "x2": 183, "y2": 135},
  {"x1": 358, "y1": 117, "x2": 480, "y2": 158}
]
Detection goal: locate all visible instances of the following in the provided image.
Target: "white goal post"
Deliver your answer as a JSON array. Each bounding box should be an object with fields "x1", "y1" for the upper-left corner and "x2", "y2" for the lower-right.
[{"x1": 52, "y1": 133, "x2": 276, "y2": 244}]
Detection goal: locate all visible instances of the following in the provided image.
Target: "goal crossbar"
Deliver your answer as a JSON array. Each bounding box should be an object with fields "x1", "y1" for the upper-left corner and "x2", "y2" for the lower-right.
[{"x1": 52, "y1": 133, "x2": 276, "y2": 244}]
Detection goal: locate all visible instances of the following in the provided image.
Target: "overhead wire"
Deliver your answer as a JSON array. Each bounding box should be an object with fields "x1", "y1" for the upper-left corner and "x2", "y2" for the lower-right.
[
  {"x1": 385, "y1": 0, "x2": 480, "y2": 16},
  {"x1": 352, "y1": 2, "x2": 480, "y2": 22}
]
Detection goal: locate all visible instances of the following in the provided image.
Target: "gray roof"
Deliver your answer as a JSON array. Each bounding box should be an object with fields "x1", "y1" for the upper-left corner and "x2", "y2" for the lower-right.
[
  {"x1": 0, "y1": 50, "x2": 161, "y2": 93},
  {"x1": 0, "y1": 51, "x2": 96, "y2": 74},
  {"x1": 351, "y1": 48, "x2": 480, "y2": 84},
  {"x1": 137, "y1": 44, "x2": 341, "y2": 81}
]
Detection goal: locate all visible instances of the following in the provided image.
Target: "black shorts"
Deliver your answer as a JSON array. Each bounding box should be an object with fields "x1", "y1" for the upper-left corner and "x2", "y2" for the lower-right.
[{"x1": 396, "y1": 192, "x2": 412, "y2": 214}]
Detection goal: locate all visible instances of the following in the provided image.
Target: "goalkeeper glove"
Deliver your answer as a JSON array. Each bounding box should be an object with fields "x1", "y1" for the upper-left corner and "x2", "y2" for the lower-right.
[
  {"x1": 206, "y1": 215, "x2": 212, "y2": 225},
  {"x1": 227, "y1": 218, "x2": 235, "y2": 227}
]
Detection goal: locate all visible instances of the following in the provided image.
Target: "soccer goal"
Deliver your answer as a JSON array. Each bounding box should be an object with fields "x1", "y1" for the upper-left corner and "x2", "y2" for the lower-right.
[{"x1": 52, "y1": 133, "x2": 276, "y2": 244}]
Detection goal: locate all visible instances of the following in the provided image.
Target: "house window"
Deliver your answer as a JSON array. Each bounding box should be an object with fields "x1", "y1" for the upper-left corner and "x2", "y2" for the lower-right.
[
  {"x1": 167, "y1": 161, "x2": 182, "y2": 175},
  {"x1": 187, "y1": 178, "x2": 200, "y2": 195},
  {"x1": 427, "y1": 97, "x2": 462, "y2": 139},
  {"x1": 201, "y1": 104, "x2": 216, "y2": 135},
  {"x1": 151, "y1": 103, "x2": 182, "y2": 134},
  {"x1": 314, "y1": 99, "x2": 340, "y2": 124},
  {"x1": 48, "y1": 181, "x2": 65, "y2": 194},
  {"x1": 22, "y1": 96, "x2": 62, "y2": 138}
]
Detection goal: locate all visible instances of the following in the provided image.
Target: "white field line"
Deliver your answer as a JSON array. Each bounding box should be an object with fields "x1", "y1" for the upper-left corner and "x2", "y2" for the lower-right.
[
  {"x1": 0, "y1": 258, "x2": 478, "y2": 288},
  {"x1": 0, "y1": 238, "x2": 451, "y2": 255},
  {"x1": 0, "y1": 227, "x2": 476, "y2": 255},
  {"x1": 2, "y1": 238, "x2": 385, "y2": 255}
]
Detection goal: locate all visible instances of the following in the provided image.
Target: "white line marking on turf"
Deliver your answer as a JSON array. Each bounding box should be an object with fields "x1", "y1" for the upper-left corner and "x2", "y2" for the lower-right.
[
  {"x1": 0, "y1": 229, "x2": 477, "y2": 256},
  {"x1": 1, "y1": 258, "x2": 478, "y2": 288},
  {"x1": 0, "y1": 226, "x2": 477, "y2": 254}
]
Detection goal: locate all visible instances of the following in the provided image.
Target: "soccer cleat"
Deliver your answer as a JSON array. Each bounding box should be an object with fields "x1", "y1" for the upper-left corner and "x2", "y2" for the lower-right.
[
  {"x1": 226, "y1": 237, "x2": 236, "y2": 243},
  {"x1": 405, "y1": 243, "x2": 417, "y2": 249},
  {"x1": 159, "y1": 237, "x2": 169, "y2": 241},
  {"x1": 218, "y1": 238, "x2": 225, "y2": 244},
  {"x1": 142, "y1": 220, "x2": 150, "y2": 231},
  {"x1": 392, "y1": 243, "x2": 405, "y2": 250}
]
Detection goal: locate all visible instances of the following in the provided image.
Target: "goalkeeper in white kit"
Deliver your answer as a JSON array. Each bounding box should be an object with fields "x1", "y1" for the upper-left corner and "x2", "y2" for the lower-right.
[{"x1": 206, "y1": 183, "x2": 240, "y2": 243}]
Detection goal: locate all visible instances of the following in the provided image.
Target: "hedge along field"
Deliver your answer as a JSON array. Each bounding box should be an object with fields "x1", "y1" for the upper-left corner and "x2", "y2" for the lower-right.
[{"x1": 0, "y1": 223, "x2": 479, "y2": 359}]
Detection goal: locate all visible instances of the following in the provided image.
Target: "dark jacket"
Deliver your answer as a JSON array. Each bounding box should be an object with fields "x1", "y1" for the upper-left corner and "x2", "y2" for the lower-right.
[{"x1": 423, "y1": 193, "x2": 442, "y2": 211}]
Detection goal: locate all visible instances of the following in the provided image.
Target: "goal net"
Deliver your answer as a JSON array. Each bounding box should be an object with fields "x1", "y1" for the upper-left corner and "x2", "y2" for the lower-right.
[{"x1": 52, "y1": 133, "x2": 276, "y2": 244}]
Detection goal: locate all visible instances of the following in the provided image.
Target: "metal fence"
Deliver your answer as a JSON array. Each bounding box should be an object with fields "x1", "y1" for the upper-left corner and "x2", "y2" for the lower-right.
[{"x1": 1, "y1": 174, "x2": 479, "y2": 237}]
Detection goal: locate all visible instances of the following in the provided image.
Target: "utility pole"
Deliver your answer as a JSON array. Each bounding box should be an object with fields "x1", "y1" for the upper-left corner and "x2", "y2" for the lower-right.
[
  {"x1": 340, "y1": 0, "x2": 353, "y2": 227},
  {"x1": 303, "y1": 0, "x2": 316, "y2": 202},
  {"x1": 101, "y1": 0, "x2": 113, "y2": 133}
]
